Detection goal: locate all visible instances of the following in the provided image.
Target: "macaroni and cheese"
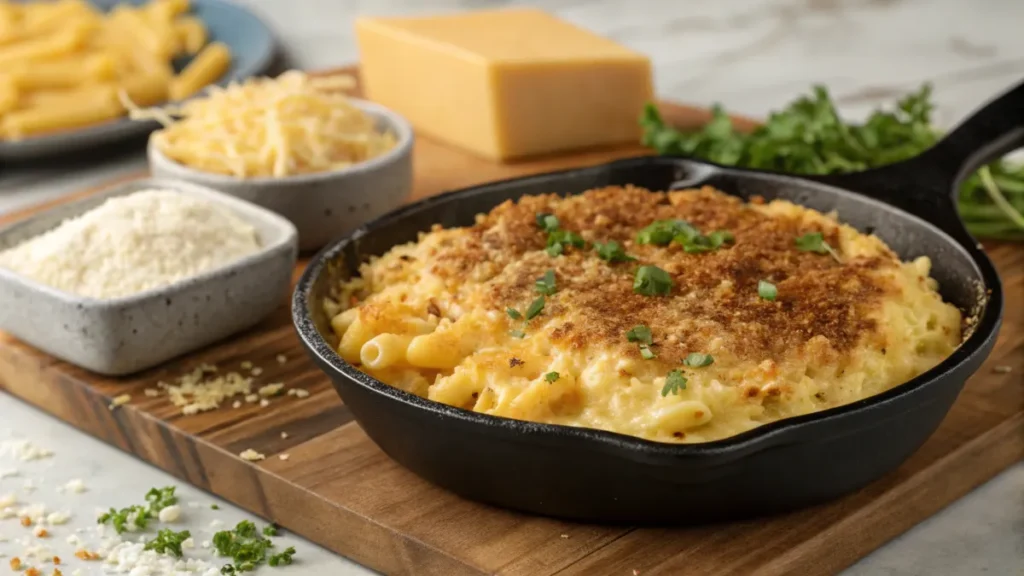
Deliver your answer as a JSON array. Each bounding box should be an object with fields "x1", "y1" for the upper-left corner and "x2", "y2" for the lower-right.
[{"x1": 326, "y1": 186, "x2": 962, "y2": 443}]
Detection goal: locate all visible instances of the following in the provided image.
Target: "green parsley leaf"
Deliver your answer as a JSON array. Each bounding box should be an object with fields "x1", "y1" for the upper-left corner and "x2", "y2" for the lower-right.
[
  {"x1": 640, "y1": 345, "x2": 656, "y2": 359},
  {"x1": 633, "y1": 265, "x2": 673, "y2": 296},
  {"x1": 626, "y1": 325, "x2": 653, "y2": 345},
  {"x1": 544, "y1": 372, "x2": 559, "y2": 383},
  {"x1": 211, "y1": 504, "x2": 220, "y2": 510},
  {"x1": 795, "y1": 232, "x2": 842, "y2": 262},
  {"x1": 98, "y1": 504, "x2": 151, "y2": 534},
  {"x1": 144, "y1": 528, "x2": 191, "y2": 558},
  {"x1": 707, "y1": 230, "x2": 735, "y2": 248},
  {"x1": 546, "y1": 229, "x2": 585, "y2": 257},
  {"x1": 536, "y1": 213, "x2": 560, "y2": 233},
  {"x1": 262, "y1": 524, "x2": 279, "y2": 537},
  {"x1": 145, "y1": 486, "x2": 177, "y2": 514},
  {"x1": 535, "y1": 270, "x2": 556, "y2": 295},
  {"x1": 758, "y1": 280, "x2": 778, "y2": 301},
  {"x1": 509, "y1": 329, "x2": 526, "y2": 339},
  {"x1": 268, "y1": 547, "x2": 297, "y2": 567},
  {"x1": 593, "y1": 240, "x2": 636, "y2": 262},
  {"x1": 661, "y1": 369, "x2": 688, "y2": 396},
  {"x1": 525, "y1": 296, "x2": 545, "y2": 320},
  {"x1": 213, "y1": 521, "x2": 279, "y2": 574},
  {"x1": 683, "y1": 352, "x2": 714, "y2": 367},
  {"x1": 506, "y1": 307, "x2": 522, "y2": 320},
  {"x1": 637, "y1": 220, "x2": 697, "y2": 246}
]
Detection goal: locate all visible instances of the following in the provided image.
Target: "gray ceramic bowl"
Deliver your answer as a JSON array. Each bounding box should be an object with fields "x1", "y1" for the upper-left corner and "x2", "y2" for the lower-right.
[
  {"x1": 0, "y1": 178, "x2": 298, "y2": 376},
  {"x1": 148, "y1": 99, "x2": 414, "y2": 252}
]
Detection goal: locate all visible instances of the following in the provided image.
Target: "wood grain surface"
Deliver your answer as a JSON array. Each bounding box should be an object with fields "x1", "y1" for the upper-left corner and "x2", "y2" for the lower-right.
[{"x1": 0, "y1": 70, "x2": 1020, "y2": 576}]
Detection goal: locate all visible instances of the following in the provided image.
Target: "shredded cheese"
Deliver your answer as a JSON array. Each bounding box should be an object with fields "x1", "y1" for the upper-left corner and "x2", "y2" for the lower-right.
[{"x1": 132, "y1": 71, "x2": 397, "y2": 178}]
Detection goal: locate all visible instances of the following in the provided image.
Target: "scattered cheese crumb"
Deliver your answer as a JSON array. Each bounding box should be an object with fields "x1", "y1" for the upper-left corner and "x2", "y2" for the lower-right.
[
  {"x1": 244, "y1": 394, "x2": 259, "y2": 403},
  {"x1": 73, "y1": 550, "x2": 99, "y2": 561},
  {"x1": 1, "y1": 441, "x2": 53, "y2": 461},
  {"x1": 33, "y1": 526, "x2": 48, "y2": 538},
  {"x1": 24, "y1": 566, "x2": 40, "y2": 576},
  {"x1": 240, "y1": 361, "x2": 253, "y2": 370},
  {"x1": 232, "y1": 400, "x2": 242, "y2": 409},
  {"x1": 0, "y1": 493, "x2": 16, "y2": 508},
  {"x1": 65, "y1": 535, "x2": 80, "y2": 547},
  {"x1": 166, "y1": 364, "x2": 253, "y2": 415},
  {"x1": 275, "y1": 354, "x2": 287, "y2": 364},
  {"x1": 278, "y1": 454, "x2": 289, "y2": 461},
  {"x1": 201, "y1": 541, "x2": 211, "y2": 549},
  {"x1": 993, "y1": 365, "x2": 1013, "y2": 374},
  {"x1": 63, "y1": 480, "x2": 85, "y2": 494},
  {"x1": 239, "y1": 449, "x2": 265, "y2": 462},
  {"x1": 208, "y1": 519, "x2": 223, "y2": 530},
  {"x1": 9, "y1": 557, "x2": 21, "y2": 570},
  {"x1": 21, "y1": 515, "x2": 32, "y2": 526},
  {"x1": 280, "y1": 432, "x2": 289, "y2": 439},
  {"x1": 288, "y1": 388, "x2": 310, "y2": 399},
  {"x1": 250, "y1": 367, "x2": 263, "y2": 377},
  {"x1": 108, "y1": 394, "x2": 131, "y2": 410},
  {"x1": 143, "y1": 388, "x2": 160, "y2": 398},
  {"x1": 258, "y1": 383, "x2": 284, "y2": 397},
  {"x1": 51, "y1": 556, "x2": 59, "y2": 565},
  {"x1": 53, "y1": 569, "x2": 62, "y2": 576},
  {"x1": 559, "y1": 534, "x2": 569, "y2": 539},
  {"x1": 258, "y1": 399, "x2": 270, "y2": 408},
  {"x1": 45, "y1": 512, "x2": 69, "y2": 526},
  {"x1": 157, "y1": 504, "x2": 181, "y2": 523}
]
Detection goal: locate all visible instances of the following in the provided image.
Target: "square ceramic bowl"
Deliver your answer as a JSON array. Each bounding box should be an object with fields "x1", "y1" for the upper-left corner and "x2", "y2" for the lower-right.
[
  {"x1": 148, "y1": 98, "x2": 414, "y2": 252},
  {"x1": 0, "y1": 178, "x2": 298, "y2": 376}
]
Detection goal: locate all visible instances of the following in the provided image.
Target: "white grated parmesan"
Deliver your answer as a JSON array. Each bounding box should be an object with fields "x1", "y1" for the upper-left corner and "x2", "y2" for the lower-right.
[
  {"x1": 0, "y1": 190, "x2": 260, "y2": 299},
  {"x1": 238, "y1": 449, "x2": 265, "y2": 462}
]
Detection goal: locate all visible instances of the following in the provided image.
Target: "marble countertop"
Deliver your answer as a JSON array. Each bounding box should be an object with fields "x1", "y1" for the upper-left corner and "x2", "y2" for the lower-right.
[{"x1": 1, "y1": 0, "x2": 1022, "y2": 574}]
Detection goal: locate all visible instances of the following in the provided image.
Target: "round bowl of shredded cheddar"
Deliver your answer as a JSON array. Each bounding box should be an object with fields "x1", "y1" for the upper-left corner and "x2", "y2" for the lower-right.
[{"x1": 144, "y1": 70, "x2": 413, "y2": 251}]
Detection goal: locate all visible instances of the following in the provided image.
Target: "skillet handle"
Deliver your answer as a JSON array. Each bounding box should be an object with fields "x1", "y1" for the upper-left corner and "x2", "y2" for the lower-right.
[{"x1": 813, "y1": 79, "x2": 1024, "y2": 246}]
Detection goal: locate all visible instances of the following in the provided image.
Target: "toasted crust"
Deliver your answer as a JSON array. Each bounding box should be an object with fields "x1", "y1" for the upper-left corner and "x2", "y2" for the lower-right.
[{"x1": 419, "y1": 185, "x2": 895, "y2": 363}]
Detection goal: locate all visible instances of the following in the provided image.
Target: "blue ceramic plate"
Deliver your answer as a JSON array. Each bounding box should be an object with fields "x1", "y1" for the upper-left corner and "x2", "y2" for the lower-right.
[{"x1": 0, "y1": 0, "x2": 276, "y2": 161}]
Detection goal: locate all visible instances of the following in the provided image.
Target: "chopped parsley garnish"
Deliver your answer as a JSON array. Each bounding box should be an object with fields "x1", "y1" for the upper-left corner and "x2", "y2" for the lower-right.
[
  {"x1": 683, "y1": 353, "x2": 714, "y2": 367},
  {"x1": 758, "y1": 280, "x2": 778, "y2": 301},
  {"x1": 707, "y1": 230, "x2": 735, "y2": 247},
  {"x1": 536, "y1": 213, "x2": 560, "y2": 233},
  {"x1": 661, "y1": 370, "x2": 688, "y2": 396},
  {"x1": 506, "y1": 307, "x2": 523, "y2": 320},
  {"x1": 546, "y1": 229, "x2": 585, "y2": 256},
  {"x1": 544, "y1": 371, "x2": 560, "y2": 383},
  {"x1": 639, "y1": 346, "x2": 656, "y2": 359},
  {"x1": 509, "y1": 329, "x2": 526, "y2": 339},
  {"x1": 98, "y1": 505, "x2": 151, "y2": 534},
  {"x1": 525, "y1": 296, "x2": 545, "y2": 320},
  {"x1": 213, "y1": 520, "x2": 286, "y2": 574},
  {"x1": 593, "y1": 240, "x2": 636, "y2": 262},
  {"x1": 681, "y1": 229, "x2": 735, "y2": 253},
  {"x1": 268, "y1": 547, "x2": 297, "y2": 567},
  {"x1": 633, "y1": 265, "x2": 673, "y2": 296},
  {"x1": 144, "y1": 528, "x2": 191, "y2": 558},
  {"x1": 795, "y1": 232, "x2": 841, "y2": 262},
  {"x1": 145, "y1": 486, "x2": 177, "y2": 514},
  {"x1": 637, "y1": 219, "x2": 696, "y2": 246},
  {"x1": 262, "y1": 524, "x2": 279, "y2": 537},
  {"x1": 535, "y1": 270, "x2": 556, "y2": 295},
  {"x1": 211, "y1": 504, "x2": 220, "y2": 510},
  {"x1": 626, "y1": 325, "x2": 653, "y2": 345}
]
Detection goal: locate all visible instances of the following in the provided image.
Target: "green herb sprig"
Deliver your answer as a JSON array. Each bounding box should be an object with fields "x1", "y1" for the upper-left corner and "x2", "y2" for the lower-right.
[
  {"x1": 626, "y1": 325, "x2": 656, "y2": 359},
  {"x1": 213, "y1": 520, "x2": 291, "y2": 574},
  {"x1": 633, "y1": 265, "x2": 673, "y2": 296},
  {"x1": 640, "y1": 84, "x2": 1024, "y2": 242},
  {"x1": 144, "y1": 528, "x2": 191, "y2": 558},
  {"x1": 661, "y1": 370, "x2": 688, "y2": 396},
  {"x1": 593, "y1": 240, "x2": 636, "y2": 262},
  {"x1": 795, "y1": 232, "x2": 841, "y2": 263}
]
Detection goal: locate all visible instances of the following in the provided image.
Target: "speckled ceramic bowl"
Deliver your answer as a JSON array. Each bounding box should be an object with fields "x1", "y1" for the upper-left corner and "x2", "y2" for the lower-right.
[
  {"x1": 148, "y1": 98, "x2": 414, "y2": 252},
  {"x1": 0, "y1": 178, "x2": 298, "y2": 376}
]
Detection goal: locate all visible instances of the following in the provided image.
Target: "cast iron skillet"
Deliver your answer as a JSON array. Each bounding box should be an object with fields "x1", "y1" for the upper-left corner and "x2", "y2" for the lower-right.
[{"x1": 293, "y1": 80, "x2": 1020, "y2": 524}]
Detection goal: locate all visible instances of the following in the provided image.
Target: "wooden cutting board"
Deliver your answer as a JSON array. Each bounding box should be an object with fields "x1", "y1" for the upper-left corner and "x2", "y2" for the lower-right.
[{"x1": 0, "y1": 70, "x2": 1021, "y2": 576}]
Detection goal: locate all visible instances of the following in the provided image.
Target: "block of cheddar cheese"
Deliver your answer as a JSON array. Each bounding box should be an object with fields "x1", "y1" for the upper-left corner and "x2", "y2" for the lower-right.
[{"x1": 355, "y1": 9, "x2": 654, "y2": 161}]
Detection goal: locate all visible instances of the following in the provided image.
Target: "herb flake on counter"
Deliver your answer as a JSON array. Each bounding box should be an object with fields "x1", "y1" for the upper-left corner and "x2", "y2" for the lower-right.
[
  {"x1": 144, "y1": 528, "x2": 191, "y2": 558},
  {"x1": 268, "y1": 547, "x2": 296, "y2": 567},
  {"x1": 145, "y1": 486, "x2": 178, "y2": 514},
  {"x1": 98, "y1": 505, "x2": 151, "y2": 534},
  {"x1": 633, "y1": 266, "x2": 673, "y2": 296},
  {"x1": 758, "y1": 280, "x2": 778, "y2": 301},
  {"x1": 213, "y1": 520, "x2": 285, "y2": 574},
  {"x1": 662, "y1": 370, "x2": 688, "y2": 396}
]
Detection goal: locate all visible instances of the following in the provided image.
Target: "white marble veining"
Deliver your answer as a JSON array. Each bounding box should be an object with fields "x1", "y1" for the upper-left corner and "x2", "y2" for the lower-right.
[{"x1": 0, "y1": 0, "x2": 1022, "y2": 574}]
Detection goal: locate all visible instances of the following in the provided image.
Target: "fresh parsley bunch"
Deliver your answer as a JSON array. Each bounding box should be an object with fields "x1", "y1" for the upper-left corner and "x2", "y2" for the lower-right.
[{"x1": 641, "y1": 84, "x2": 1024, "y2": 241}]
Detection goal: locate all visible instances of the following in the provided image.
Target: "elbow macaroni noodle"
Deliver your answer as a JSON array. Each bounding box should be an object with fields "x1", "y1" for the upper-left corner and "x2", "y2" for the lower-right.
[{"x1": 327, "y1": 186, "x2": 962, "y2": 443}]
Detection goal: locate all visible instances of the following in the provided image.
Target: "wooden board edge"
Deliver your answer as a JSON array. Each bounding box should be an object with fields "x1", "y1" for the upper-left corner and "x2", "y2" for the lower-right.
[{"x1": 0, "y1": 350, "x2": 490, "y2": 576}]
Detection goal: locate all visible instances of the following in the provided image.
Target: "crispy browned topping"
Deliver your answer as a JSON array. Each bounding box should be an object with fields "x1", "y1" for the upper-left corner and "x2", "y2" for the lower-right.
[{"x1": 425, "y1": 186, "x2": 896, "y2": 362}]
